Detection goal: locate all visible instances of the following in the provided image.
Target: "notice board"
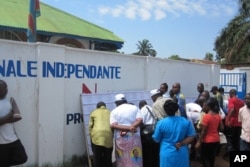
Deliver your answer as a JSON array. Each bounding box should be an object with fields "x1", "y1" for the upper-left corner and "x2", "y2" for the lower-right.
[{"x1": 80, "y1": 90, "x2": 152, "y2": 159}]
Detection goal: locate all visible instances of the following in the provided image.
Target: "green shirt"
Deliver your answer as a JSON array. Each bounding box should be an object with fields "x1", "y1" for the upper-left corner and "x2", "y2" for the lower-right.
[
  {"x1": 88, "y1": 106, "x2": 113, "y2": 148},
  {"x1": 215, "y1": 92, "x2": 223, "y2": 108}
]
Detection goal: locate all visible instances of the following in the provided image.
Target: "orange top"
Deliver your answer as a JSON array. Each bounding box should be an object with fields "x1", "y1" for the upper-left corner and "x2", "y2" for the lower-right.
[
  {"x1": 226, "y1": 97, "x2": 244, "y2": 127},
  {"x1": 202, "y1": 113, "x2": 221, "y2": 143}
]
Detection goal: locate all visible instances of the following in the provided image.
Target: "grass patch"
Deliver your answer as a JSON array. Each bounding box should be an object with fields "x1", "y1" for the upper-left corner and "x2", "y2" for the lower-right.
[{"x1": 24, "y1": 154, "x2": 89, "y2": 167}]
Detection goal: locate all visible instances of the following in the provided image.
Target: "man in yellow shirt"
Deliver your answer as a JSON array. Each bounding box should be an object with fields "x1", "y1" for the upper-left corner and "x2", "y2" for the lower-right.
[{"x1": 89, "y1": 102, "x2": 113, "y2": 167}]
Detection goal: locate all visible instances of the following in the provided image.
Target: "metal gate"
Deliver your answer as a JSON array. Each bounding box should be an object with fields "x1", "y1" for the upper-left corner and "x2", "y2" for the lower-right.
[{"x1": 220, "y1": 72, "x2": 247, "y2": 100}]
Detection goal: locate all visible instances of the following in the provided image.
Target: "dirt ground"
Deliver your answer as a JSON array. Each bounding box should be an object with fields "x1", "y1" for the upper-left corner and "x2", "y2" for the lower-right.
[{"x1": 190, "y1": 144, "x2": 229, "y2": 167}]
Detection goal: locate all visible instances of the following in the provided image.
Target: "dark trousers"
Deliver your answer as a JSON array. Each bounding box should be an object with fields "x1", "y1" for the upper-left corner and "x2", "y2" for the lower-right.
[
  {"x1": 224, "y1": 126, "x2": 241, "y2": 152},
  {"x1": 91, "y1": 143, "x2": 113, "y2": 167},
  {"x1": 190, "y1": 123, "x2": 200, "y2": 160},
  {"x1": 190, "y1": 137, "x2": 200, "y2": 160},
  {"x1": 201, "y1": 142, "x2": 219, "y2": 167},
  {"x1": 141, "y1": 135, "x2": 160, "y2": 167},
  {"x1": 240, "y1": 138, "x2": 250, "y2": 151}
]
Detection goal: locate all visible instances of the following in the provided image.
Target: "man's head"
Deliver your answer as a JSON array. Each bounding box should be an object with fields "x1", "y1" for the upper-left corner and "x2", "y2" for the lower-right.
[
  {"x1": 210, "y1": 86, "x2": 218, "y2": 95},
  {"x1": 139, "y1": 100, "x2": 147, "y2": 109},
  {"x1": 150, "y1": 89, "x2": 162, "y2": 102},
  {"x1": 114, "y1": 94, "x2": 127, "y2": 106},
  {"x1": 172, "y1": 82, "x2": 181, "y2": 94},
  {"x1": 169, "y1": 89, "x2": 175, "y2": 98},
  {"x1": 96, "y1": 101, "x2": 106, "y2": 108},
  {"x1": 245, "y1": 93, "x2": 250, "y2": 108},
  {"x1": 163, "y1": 99, "x2": 179, "y2": 116},
  {"x1": 159, "y1": 83, "x2": 168, "y2": 95},
  {"x1": 229, "y1": 89, "x2": 237, "y2": 98},
  {"x1": 197, "y1": 83, "x2": 204, "y2": 94},
  {"x1": 197, "y1": 95, "x2": 206, "y2": 107},
  {"x1": 0, "y1": 80, "x2": 8, "y2": 99},
  {"x1": 219, "y1": 87, "x2": 224, "y2": 95},
  {"x1": 201, "y1": 90, "x2": 210, "y2": 100}
]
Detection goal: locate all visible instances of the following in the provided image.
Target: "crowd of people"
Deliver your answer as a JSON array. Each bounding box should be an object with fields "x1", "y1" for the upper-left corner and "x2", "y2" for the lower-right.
[
  {"x1": 1, "y1": 77, "x2": 249, "y2": 167},
  {"x1": 1, "y1": 78, "x2": 250, "y2": 167},
  {"x1": 88, "y1": 82, "x2": 250, "y2": 167}
]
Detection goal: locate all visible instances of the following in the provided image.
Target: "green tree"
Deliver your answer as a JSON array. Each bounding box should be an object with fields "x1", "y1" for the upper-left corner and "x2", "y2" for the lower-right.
[
  {"x1": 204, "y1": 52, "x2": 214, "y2": 61},
  {"x1": 168, "y1": 55, "x2": 181, "y2": 60},
  {"x1": 240, "y1": 0, "x2": 250, "y2": 15},
  {"x1": 214, "y1": 0, "x2": 250, "y2": 63},
  {"x1": 134, "y1": 39, "x2": 157, "y2": 57}
]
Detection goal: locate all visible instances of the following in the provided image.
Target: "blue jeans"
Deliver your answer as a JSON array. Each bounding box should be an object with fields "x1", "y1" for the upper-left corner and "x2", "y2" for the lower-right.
[{"x1": 240, "y1": 138, "x2": 250, "y2": 151}]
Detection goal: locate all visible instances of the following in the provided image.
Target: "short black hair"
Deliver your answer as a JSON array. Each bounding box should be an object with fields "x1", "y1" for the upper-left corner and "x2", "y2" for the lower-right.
[
  {"x1": 163, "y1": 100, "x2": 179, "y2": 116},
  {"x1": 219, "y1": 87, "x2": 224, "y2": 92},
  {"x1": 115, "y1": 100, "x2": 127, "y2": 106},
  {"x1": 169, "y1": 89, "x2": 175, "y2": 98},
  {"x1": 205, "y1": 97, "x2": 220, "y2": 113},
  {"x1": 198, "y1": 83, "x2": 204, "y2": 88},
  {"x1": 139, "y1": 100, "x2": 147, "y2": 109},
  {"x1": 229, "y1": 89, "x2": 237, "y2": 95},
  {"x1": 96, "y1": 101, "x2": 106, "y2": 108},
  {"x1": 161, "y1": 82, "x2": 168, "y2": 89}
]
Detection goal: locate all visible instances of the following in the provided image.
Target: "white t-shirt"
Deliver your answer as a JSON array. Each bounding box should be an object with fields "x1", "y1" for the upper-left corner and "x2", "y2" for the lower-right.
[
  {"x1": 140, "y1": 105, "x2": 155, "y2": 125},
  {"x1": 219, "y1": 107, "x2": 226, "y2": 119},
  {"x1": 239, "y1": 105, "x2": 250, "y2": 143},
  {"x1": 162, "y1": 92, "x2": 170, "y2": 98},
  {"x1": 0, "y1": 97, "x2": 18, "y2": 144},
  {"x1": 185, "y1": 103, "x2": 202, "y2": 124},
  {"x1": 110, "y1": 103, "x2": 142, "y2": 136}
]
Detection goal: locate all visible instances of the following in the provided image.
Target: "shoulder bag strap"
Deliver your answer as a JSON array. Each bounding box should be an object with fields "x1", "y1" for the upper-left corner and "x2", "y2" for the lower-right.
[{"x1": 145, "y1": 106, "x2": 158, "y2": 123}]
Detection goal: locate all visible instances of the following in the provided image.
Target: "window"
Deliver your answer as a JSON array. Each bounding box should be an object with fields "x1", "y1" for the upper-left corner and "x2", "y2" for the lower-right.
[{"x1": 0, "y1": 30, "x2": 23, "y2": 41}]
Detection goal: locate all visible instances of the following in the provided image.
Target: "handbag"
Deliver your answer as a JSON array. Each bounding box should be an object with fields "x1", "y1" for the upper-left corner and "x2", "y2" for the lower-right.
[
  {"x1": 141, "y1": 124, "x2": 155, "y2": 135},
  {"x1": 140, "y1": 106, "x2": 158, "y2": 142}
]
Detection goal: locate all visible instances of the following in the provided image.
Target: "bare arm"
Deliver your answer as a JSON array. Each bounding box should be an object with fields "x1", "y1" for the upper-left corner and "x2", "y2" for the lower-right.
[
  {"x1": 219, "y1": 121, "x2": 224, "y2": 132},
  {"x1": 131, "y1": 119, "x2": 143, "y2": 129},
  {"x1": 227, "y1": 108, "x2": 234, "y2": 127},
  {"x1": 228, "y1": 108, "x2": 234, "y2": 118},
  {"x1": 0, "y1": 113, "x2": 21, "y2": 125},
  {"x1": 181, "y1": 136, "x2": 195, "y2": 145},
  {"x1": 111, "y1": 119, "x2": 143, "y2": 132},
  {"x1": 0, "y1": 98, "x2": 22, "y2": 125},
  {"x1": 111, "y1": 124, "x2": 132, "y2": 131},
  {"x1": 10, "y1": 97, "x2": 22, "y2": 122},
  {"x1": 0, "y1": 112, "x2": 13, "y2": 125},
  {"x1": 195, "y1": 125, "x2": 208, "y2": 149},
  {"x1": 176, "y1": 136, "x2": 195, "y2": 150}
]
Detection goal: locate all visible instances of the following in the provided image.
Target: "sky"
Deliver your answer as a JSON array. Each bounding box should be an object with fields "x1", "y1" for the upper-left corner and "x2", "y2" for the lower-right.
[{"x1": 40, "y1": 0, "x2": 239, "y2": 59}]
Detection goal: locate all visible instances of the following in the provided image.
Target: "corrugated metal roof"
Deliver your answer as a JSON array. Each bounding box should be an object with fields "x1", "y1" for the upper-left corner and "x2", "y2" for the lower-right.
[{"x1": 0, "y1": 0, "x2": 124, "y2": 44}]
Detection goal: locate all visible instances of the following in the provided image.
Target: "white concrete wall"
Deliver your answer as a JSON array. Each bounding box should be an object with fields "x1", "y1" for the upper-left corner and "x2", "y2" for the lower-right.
[{"x1": 0, "y1": 39, "x2": 220, "y2": 166}]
